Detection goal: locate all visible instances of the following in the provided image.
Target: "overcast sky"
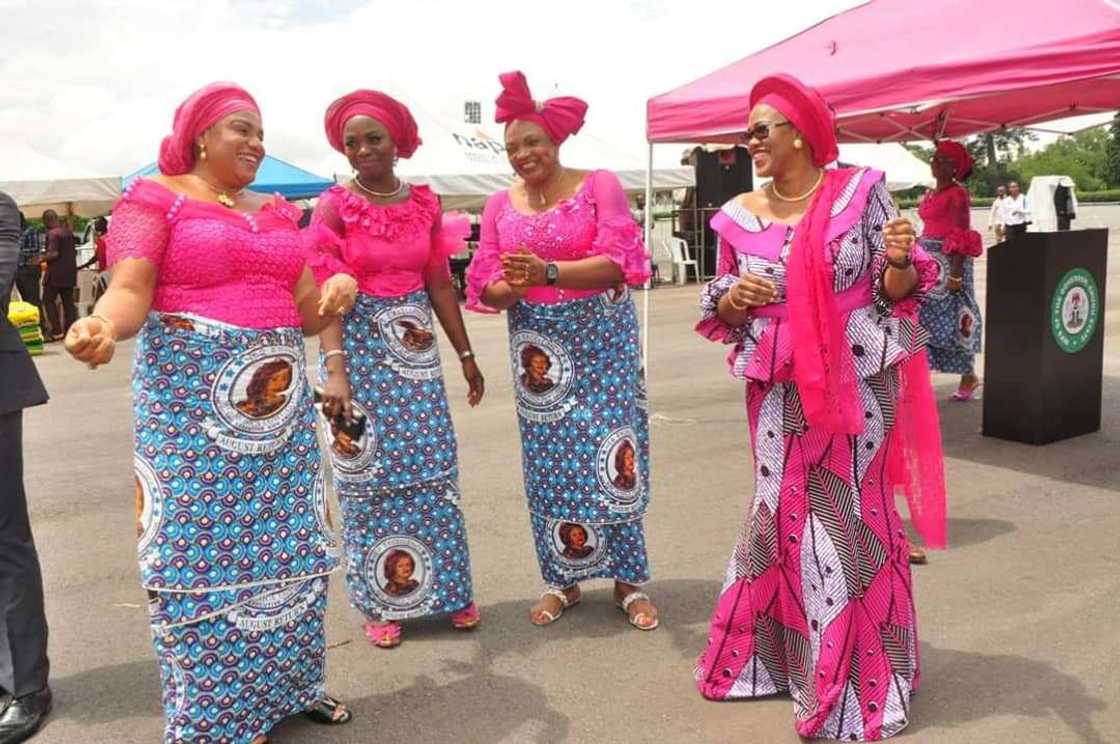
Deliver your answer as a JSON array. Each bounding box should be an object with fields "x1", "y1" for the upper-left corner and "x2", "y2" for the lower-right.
[
  {"x1": 1, "y1": 0, "x2": 871, "y2": 177},
  {"x1": 2, "y1": 0, "x2": 1108, "y2": 180}
]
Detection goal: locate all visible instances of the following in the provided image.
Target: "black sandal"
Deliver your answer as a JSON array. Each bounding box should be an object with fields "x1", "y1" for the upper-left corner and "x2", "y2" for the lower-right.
[{"x1": 303, "y1": 695, "x2": 352, "y2": 726}]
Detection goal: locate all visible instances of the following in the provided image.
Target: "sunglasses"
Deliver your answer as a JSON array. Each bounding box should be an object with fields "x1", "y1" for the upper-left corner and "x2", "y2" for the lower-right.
[{"x1": 741, "y1": 120, "x2": 792, "y2": 143}]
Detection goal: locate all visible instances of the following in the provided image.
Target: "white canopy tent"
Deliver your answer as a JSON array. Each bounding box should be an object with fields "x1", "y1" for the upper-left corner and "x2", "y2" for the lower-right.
[
  {"x1": 837, "y1": 143, "x2": 934, "y2": 192},
  {"x1": 0, "y1": 143, "x2": 120, "y2": 218},
  {"x1": 329, "y1": 110, "x2": 694, "y2": 210}
]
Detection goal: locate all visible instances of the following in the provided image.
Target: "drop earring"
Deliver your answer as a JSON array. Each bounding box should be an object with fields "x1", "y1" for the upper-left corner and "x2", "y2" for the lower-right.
[
  {"x1": 794, "y1": 139, "x2": 803, "y2": 150},
  {"x1": 199, "y1": 143, "x2": 208, "y2": 160}
]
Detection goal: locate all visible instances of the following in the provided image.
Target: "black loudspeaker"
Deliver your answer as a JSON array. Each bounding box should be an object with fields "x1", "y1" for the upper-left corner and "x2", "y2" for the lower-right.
[
  {"x1": 982, "y1": 229, "x2": 1108, "y2": 444},
  {"x1": 693, "y1": 146, "x2": 754, "y2": 209},
  {"x1": 690, "y1": 147, "x2": 753, "y2": 276}
]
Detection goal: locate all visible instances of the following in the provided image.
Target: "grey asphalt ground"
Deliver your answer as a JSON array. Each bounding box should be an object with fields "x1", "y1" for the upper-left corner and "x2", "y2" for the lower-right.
[{"x1": 18, "y1": 205, "x2": 1120, "y2": 743}]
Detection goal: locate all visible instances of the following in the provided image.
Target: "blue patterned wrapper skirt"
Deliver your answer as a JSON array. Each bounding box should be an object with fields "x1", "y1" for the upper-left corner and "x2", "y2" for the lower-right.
[
  {"x1": 320, "y1": 291, "x2": 474, "y2": 622},
  {"x1": 506, "y1": 289, "x2": 652, "y2": 588},
  {"x1": 133, "y1": 313, "x2": 338, "y2": 743},
  {"x1": 917, "y1": 237, "x2": 983, "y2": 374}
]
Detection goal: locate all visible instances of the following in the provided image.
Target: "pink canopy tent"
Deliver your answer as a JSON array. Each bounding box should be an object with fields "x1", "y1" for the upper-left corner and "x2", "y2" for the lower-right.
[{"x1": 646, "y1": 0, "x2": 1120, "y2": 144}]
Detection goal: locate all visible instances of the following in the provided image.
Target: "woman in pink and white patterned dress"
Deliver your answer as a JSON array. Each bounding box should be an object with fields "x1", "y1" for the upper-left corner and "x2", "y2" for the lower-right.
[{"x1": 693, "y1": 74, "x2": 947, "y2": 740}]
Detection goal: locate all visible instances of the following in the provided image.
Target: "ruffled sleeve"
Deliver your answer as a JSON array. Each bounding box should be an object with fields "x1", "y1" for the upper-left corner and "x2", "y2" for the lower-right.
[
  {"x1": 587, "y1": 170, "x2": 651, "y2": 285},
  {"x1": 695, "y1": 235, "x2": 750, "y2": 345},
  {"x1": 106, "y1": 179, "x2": 174, "y2": 269},
  {"x1": 424, "y1": 210, "x2": 469, "y2": 281},
  {"x1": 464, "y1": 191, "x2": 507, "y2": 314},
  {"x1": 304, "y1": 188, "x2": 356, "y2": 286},
  {"x1": 942, "y1": 186, "x2": 983, "y2": 257},
  {"x1": 866, "y1": 180, "x2": 938, "y2": 318}
]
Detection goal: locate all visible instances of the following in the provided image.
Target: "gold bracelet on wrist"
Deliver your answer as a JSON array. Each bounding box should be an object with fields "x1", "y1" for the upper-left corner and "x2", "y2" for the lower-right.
[{"x1": 725, "y1": 291, "x2": 748, "y2": 311}]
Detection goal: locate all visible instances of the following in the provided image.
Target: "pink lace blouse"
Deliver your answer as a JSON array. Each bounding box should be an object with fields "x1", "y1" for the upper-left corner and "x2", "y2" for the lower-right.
[
  {"x1": 305, "y1": 184, "x2": 467, "y2": 298},
  {"x1": 918, "y1": 184, "x2": 982, "y2": 256},
  {"x1": 106, "y1": 179, "x2": 306, "y2": 329},
  {"x1": 465, "y1": 169, "x2": 650, "y2": 312}
]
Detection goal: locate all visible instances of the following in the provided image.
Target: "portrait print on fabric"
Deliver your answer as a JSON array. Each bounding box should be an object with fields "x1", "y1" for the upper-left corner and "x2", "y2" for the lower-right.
[
  {"x1": 365, "y1": 536, "x2": 435, "y2": 614},
  {"x1": 235, "y1": 359, "x2": 295, "y2": 419},
  {"x1": 510, "y1": 330, "x2": 575, "y2": 422},
  {"x1": 597, "y1": 427, "x2": 643, "y2": 512},
  {"x1": 519, "y1": 343, "x2": 556, "y2": 394},
  {"x1": 134, "y1": 455, "x2": 162, "y2": 556},
  {"x1": 210, "y1": 347, "x2": 305, "y2": 453},
  {"x1": 550, "y1": 520, "x2": 607, "y2": 572},
  {"x1": 958, "y1": 307, "x2": 976, "y2": 340},
  {"x1": 377, "y1": 304, "x2": 442, "y2": 380},
  {"x1": 159, "y1": 314, "x2": 197, "y2": 333}
]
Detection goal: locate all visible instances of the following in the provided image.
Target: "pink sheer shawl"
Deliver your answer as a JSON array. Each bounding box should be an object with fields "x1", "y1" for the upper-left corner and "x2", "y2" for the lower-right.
[{"x1": 788, "y1": 168, "x2": 947, "y2": 548}]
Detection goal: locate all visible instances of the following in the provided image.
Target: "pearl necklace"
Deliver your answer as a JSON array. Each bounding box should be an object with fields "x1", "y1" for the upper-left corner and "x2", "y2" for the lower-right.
[
  {"x1": 354, "y1": 175, "x2": 404, "y2": 198},
  {"x1": 769, "y1": 169, "x2": 825, "y2": 202}
]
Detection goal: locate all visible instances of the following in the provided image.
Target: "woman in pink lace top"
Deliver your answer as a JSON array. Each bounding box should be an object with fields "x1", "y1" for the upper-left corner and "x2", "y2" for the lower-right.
[
  {"x1": 64, "y1": 82, "x2": 354, "y2": 743},
  {"x1": 465, "y1": 71, "x2": 658, "y2": 632},
  {"x1": 305, "y1": 90, "x2": 484, "y2": 650}
]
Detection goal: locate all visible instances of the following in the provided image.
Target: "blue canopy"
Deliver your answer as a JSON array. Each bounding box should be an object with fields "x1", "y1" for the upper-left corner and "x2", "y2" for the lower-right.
[{"x1": 123, "y1": 155, "x2": 333, "y2": 199}]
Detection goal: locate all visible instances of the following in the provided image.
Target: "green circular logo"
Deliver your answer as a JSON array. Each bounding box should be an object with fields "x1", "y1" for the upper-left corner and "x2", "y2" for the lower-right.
[{"x1": 1050, "y1": 268, "x2": 1100, "y2": 354}]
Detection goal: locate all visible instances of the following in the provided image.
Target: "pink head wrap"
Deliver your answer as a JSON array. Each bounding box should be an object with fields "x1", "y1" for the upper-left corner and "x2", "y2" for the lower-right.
[
  {"x1": 494, "y1": 71, "x2": 587, "y2": 146},
  {"x1": 324, "y1": 90, "x2": 421, "y2": 159},
  {"x1": 749, "y1": 74, "x2": 838, "y2": 167},
  {"x1": 158, "y1": 82, "x2": 260, "y2": 176},
  {"x1": 935, "y1": 139, "x2": 973, "y2": 180}
]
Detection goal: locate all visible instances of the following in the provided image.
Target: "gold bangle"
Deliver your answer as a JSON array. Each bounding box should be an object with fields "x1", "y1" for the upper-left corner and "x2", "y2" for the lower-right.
[{"x1": 725, "y1": 290, "x2": 748, "y2": 311}]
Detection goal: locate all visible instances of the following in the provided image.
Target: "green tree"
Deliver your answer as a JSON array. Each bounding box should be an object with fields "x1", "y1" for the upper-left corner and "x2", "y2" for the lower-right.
[
  {"x1": 1103, "y1": 113, "x2": 1120, "y2": 188},
  {"x1": 1014, "y1": 128, "x2": 1110, "y2": 192}
]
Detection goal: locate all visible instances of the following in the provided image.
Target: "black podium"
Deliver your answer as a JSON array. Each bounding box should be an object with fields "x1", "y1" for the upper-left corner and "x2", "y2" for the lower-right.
[{"x1": 982, "y1": 229, "x2": 1109, "y2": 444}]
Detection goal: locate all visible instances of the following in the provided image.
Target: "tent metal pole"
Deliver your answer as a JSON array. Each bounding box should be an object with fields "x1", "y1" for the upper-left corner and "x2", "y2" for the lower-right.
[{"x1": 642, "y1": 143, "x2": 653, "y2": 373}]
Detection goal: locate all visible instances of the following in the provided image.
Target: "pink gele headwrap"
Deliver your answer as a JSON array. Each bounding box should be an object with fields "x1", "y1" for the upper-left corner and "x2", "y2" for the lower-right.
[
  {"x1": 324, "y1": 90, "x2": 421, "y2": 159},
  {"x1": 935, "y1": 139, "x2": 973, "y2": 180},
  {"x1": 157, "y1": 82, "x2": 260, "y2": 176},
  {"x1": 494, "y1": 71, "x2": 587, "y2": 146},
  {"x1": 750, "y1": 74, "x2": 839, "y2": 167}
]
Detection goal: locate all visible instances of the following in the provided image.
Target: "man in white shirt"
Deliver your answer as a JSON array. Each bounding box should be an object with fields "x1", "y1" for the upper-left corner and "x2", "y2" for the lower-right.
[
  {"x1": 1004, "y1": 180, "x2": 1030, "y2": 238},
  {"x1": 987, "y1": 184, "x2": 1009, "y2": 242}
]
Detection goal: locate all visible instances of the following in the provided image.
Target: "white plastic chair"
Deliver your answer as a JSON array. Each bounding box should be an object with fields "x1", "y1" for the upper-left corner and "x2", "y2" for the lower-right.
[{"x1": 666, "y1": 237, "x2": 698, "y2": 285}]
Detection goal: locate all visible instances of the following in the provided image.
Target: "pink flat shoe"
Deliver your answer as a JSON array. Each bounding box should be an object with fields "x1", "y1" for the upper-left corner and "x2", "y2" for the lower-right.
[
  {"x1": 363, "y1": 620, "x2": 402, "y2": 648},
  {"x1": 451, "y1": 602, "x2": 481, "y2": 631},
  {"x1": 951, "y1": 382, "x2": 982, "y2": 401}
]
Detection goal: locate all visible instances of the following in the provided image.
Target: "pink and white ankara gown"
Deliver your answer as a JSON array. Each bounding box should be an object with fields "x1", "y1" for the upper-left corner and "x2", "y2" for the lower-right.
[{"x1": 693, "y1": 168, "x2": 938, "y2": 740}]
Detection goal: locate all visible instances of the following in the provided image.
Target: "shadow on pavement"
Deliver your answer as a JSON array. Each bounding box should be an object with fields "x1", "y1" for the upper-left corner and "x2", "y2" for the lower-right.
[
  {"x1": 932, "y1": 376, "x2": 1119, "y2": 493},
  {"x1": 272, "y1": 664, "x2": 570, "y2": 743},
  {"x1": 50, "y1": 659, "x2": 162, "y2": 725},
  {"x1": 942, "y1": 517, "x2": 1016, "y2": 550},
  {"x1": 911, "y1": 643, "x2": 1108, "y2": 744}
]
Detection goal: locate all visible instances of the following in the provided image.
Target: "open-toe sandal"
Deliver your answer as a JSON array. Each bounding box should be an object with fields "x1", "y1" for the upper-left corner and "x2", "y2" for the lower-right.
[
  {"x1": 617, "y1": 590, "x2": 659, "y2": 631},
  {"x1": 531, "y1": 586, "x2": 579, "y2": 626},
  {"x1": 303, "y1": 695, "x2": 352, "y2": 726}
]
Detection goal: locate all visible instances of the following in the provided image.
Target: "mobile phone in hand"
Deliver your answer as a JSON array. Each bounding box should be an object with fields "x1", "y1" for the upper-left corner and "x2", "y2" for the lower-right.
[{"x1": 313, "y1": 386, "x2": 367, "y2": 440}]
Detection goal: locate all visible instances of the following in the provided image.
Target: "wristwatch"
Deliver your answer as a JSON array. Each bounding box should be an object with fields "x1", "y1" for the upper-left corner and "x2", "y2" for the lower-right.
[{"x1": 545, "y1": 262, "x2": 559, "y2": 286}]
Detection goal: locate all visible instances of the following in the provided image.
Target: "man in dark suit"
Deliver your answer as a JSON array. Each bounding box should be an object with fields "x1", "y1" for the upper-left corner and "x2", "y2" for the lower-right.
[
  {"x1": 40, "y1": 211, "x2": 77, "y2": 341},
  {"x1": 0, "y1": 192, "x2": 51, "y2": 744}
]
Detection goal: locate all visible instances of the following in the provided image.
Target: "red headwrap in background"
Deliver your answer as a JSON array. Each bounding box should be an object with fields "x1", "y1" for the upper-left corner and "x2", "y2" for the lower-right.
[
  {"x1": 749, "y1": 74, "x2": 839, "y2": 168},
  {"x1": 324, "y1": 90, "x2": 421, "y2": 159},
  {"x1": 158, "y1": 82, "x2": 260, "y2": 176},
  {"x1": 935, "y1": 139, "x2": 973, "y2": 180},
  {"x1": 494, "y1": 71, "x2": 587, "y2": 145}
]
